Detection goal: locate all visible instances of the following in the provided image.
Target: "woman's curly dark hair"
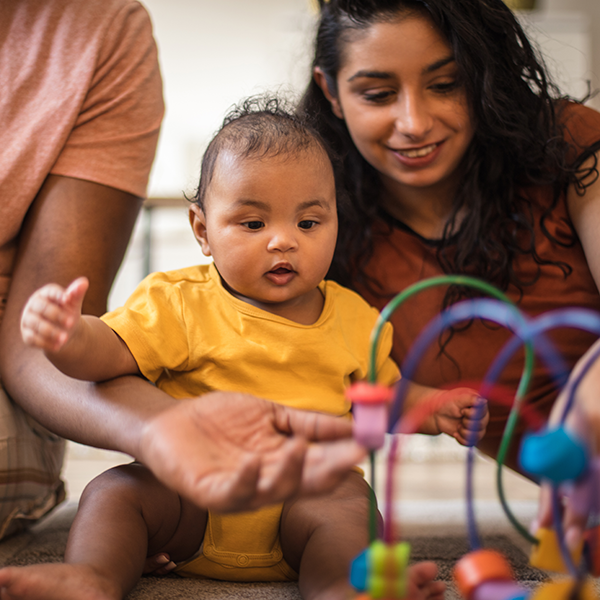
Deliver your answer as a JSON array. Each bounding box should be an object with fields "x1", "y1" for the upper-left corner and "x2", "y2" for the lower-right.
[{"x1": 299, "y1": 0, "x2": 599, "y2": 302}]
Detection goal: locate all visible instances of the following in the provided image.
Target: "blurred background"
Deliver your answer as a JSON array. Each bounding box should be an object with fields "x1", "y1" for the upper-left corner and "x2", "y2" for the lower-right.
[{"x1": 107, "y1": 0, "x2": 599, "y2": 310}]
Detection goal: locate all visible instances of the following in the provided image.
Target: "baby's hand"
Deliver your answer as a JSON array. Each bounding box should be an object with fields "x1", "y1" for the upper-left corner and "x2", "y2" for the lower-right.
[
  {"x1": 21, "y1": 277, "x2": 89, "y2": 353},
  {"x1": 421, "y1": 387, "x2": 489, "y2": 446}
]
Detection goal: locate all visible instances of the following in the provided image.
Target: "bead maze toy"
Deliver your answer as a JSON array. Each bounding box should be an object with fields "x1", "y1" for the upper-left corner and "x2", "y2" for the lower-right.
[{"x1": 346, "y1": 275, "x2": 600, "y2": 600}]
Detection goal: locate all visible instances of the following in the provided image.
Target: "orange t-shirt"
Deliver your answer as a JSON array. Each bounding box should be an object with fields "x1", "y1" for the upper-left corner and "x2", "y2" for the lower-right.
[
  {"x1": 0, "y1": 0, "x2": 164, "y2": 325},
  {"x1": 356, "y1": 102, "x2": 600, "y2": 446}
]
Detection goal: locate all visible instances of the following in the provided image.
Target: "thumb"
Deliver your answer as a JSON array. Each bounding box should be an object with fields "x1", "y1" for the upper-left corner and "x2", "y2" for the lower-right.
[{"x1": 63, "y1": 277, "x2": 89, "y2": 312}]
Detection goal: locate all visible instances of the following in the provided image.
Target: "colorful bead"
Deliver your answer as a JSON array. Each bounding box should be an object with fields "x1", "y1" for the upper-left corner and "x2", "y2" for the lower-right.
[
  {"x1": 346, "y1": 382, "x2": 393, "y2": 449},
  {"x1": 519, "y1": 426, "x2": 588, "y2": 483},
  {"x1": 453, "y1": 549, "x2": 514, "y2": 600},
  {"x1": 529, "y1": 528, "x2": 583, "y2": 573}
]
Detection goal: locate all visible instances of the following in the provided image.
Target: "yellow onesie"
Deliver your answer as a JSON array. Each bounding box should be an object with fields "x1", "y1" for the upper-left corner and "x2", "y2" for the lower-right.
[{"x1": 101, "y1": 262, "x2": 399, "y2": 581}]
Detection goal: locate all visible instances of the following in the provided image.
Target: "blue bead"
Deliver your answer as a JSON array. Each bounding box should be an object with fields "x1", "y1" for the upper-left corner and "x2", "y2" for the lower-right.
[
  {"x1": 349, "y1": 549, "x2": 368, "y2": 591},
  {"x1": 519, "y1": 426, "x2": 588, "y2": 483}
]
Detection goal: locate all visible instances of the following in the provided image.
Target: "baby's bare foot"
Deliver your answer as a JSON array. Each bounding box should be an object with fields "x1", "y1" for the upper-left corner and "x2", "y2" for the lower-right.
[
  {"x1": 0, "y1": 563, "x2": 121, "y2": 600},
  {"x1": 406, "y1": 561, "x2": 446, "y2": 600}
]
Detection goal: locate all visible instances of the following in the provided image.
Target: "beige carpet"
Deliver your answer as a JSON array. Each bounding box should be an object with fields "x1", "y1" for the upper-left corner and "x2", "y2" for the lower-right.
[{"x1": 0, "y1": 499, "x2": 559, "y2": 599}]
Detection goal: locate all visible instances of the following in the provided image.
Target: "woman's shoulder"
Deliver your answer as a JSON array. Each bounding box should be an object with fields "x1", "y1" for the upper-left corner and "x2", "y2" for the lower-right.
[{"x1": 558, "y1": 101, "x2": 600, "y2": 153}]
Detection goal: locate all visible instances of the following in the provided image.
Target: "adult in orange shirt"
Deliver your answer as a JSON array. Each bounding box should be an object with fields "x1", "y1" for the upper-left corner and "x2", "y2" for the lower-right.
[
  {"x1": 301, "y1": 0, "x2": 600, "y2": 548},
  {"x1": 0, "y1": 0, "x2": 364, "y2": 541}
]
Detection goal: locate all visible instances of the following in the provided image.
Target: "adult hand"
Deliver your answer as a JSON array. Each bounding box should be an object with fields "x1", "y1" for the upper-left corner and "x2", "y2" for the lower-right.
[{"x1": 138, "y1": 391, "x2": 367, "y2": 512}]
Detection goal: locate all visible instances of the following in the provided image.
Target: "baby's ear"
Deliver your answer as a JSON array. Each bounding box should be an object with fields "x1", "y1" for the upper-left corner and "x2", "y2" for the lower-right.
[{"x1": 189, "y1": 204, "x2": 211, "y2": 257}]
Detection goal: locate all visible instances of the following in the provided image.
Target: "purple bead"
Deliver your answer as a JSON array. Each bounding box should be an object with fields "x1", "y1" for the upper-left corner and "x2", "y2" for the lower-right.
[{"x1": 472, "y1": 581, "x2": 529, "y2": 600}]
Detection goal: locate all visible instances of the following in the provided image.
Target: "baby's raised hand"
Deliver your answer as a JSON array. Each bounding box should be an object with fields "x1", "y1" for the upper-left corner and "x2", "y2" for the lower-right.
[
  {"x1": 421, "y1": 387, "x2": 489, "y2": 446},
  {"x1": 21, "y1": 277, "x2": 89, "y2": 353}
]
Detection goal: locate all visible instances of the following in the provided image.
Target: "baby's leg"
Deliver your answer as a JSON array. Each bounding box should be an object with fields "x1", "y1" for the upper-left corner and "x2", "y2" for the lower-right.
[
  {"x1": 0, "y1": 463, "x2": 207, "y2": 600},
  {"x1": 280, "y1": 471, "x2": 445, "y2": 600}
]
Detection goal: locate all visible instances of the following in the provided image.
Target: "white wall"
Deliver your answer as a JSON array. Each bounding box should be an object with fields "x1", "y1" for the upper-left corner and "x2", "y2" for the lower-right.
[
  {"x1": 108, "y1": 0, "x2": 599, "y2": 309},
  {"x1": 538, "y1": 0, "x2": 600, "y2": 109},
  {"x1": 142, "y1": 0, "x2": 317, "y2": 198}
]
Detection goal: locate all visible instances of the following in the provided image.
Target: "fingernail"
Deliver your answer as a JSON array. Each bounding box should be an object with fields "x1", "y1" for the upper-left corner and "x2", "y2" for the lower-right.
[
  {"x1": 165, "y1": 561, "x2": 176, "y2": 571},
  {"x1": 156, "y1": 554, "x2": 169, "y2": 565}
]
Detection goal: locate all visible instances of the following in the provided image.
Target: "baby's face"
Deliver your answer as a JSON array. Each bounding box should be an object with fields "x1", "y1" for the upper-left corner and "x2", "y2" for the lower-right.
[{"x1": 190, "y1": 147, "x2": 337, "y2": 316}]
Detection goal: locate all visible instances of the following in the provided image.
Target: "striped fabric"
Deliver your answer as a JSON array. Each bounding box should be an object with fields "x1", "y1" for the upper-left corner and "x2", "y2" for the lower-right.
[{"x1": 0, "y1": 385, "x2": 65, "y2": 539}]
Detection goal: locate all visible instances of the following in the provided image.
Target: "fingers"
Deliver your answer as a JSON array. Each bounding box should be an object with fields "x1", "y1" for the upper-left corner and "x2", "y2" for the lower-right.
[
  {"x1": 273, "y1": 403, "x2": 354, "y2": 441},
  {"x1": 143, "y1": 553, "x2": 176, "y2": 575},
  {"x1": 20, "y1": 278, "x2": 88, "y2": 352},
  {"x1": 301, "y1": 438, "x2": 367, "y2": 495}
]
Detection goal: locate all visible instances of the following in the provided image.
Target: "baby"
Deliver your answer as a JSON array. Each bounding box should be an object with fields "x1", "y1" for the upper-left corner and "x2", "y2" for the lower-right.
[{"x1": 2, "y1": 98, "x2": 487, "y2": 600}]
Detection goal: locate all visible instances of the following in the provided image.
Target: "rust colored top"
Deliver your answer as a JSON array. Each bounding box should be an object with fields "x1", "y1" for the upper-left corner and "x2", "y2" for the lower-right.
[{"x1": 356, "y1": 102, "x2": 600, "y2": 447}]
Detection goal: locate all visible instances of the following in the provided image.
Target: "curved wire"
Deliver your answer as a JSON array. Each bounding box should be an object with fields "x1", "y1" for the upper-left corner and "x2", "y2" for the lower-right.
[
  {"x1": 387, "y1": 301, "x2": 600, "y2": 549},
  {"x1": 385, "y1": 298, "x2": 529, "y2": 548},
  {"x1": 366, "y1": 276, "x2": 534, "y2": 545}
]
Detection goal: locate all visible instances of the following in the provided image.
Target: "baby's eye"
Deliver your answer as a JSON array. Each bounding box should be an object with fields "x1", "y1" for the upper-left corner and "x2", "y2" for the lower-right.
[
  {"x1": 242, "y1": 221, "x2": 264, "y2": 230},
  {"x1": 298, "y1": 220, "x2": 318, "y2": 230}
]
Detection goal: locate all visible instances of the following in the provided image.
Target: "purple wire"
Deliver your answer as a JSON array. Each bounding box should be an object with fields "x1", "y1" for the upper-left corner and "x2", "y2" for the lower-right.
[
  {"x1": 388, "y1": 300, "x2": 600, "y2": 553},
  {"x1": 552, "y1": 486, "x2": 579, "y2": 578},
  {"x1": 384, "y1": 435, "x2": 399, "y2": 543}
]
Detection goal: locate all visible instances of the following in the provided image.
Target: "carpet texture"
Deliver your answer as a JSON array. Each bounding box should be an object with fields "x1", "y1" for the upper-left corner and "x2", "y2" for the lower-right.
[{"x1": 0, "y1": 500, "x2": 557, "y2": 599}]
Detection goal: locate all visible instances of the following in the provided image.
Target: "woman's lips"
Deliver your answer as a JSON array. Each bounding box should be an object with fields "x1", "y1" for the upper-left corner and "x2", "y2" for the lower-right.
[
  {"x1": 395, "y1": 143, "x2": 439, "y2": 158},
  {"x1": 389, "y1": 141, "x2": 443, "y2": 166}
]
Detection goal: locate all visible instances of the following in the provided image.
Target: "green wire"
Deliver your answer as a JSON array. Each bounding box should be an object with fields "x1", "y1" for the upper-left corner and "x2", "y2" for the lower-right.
[{"x1": 367, "y1": 275, "x2": 538, "y2": 545}]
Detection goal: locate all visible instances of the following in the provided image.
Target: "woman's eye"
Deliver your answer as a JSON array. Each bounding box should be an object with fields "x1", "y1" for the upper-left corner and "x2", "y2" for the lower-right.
[
  {"x1": 363, "y1": 90, "x2": 394, "y2": 103},
  {"x1": 431, "y1": 80, "x2": 459, "y2": 94},
  {"x1": 242, "y1": 221, "x2": 264, "y2": 230},
  {"x1": 298, "y1": 220, "x2": 317, "y2": 230}
]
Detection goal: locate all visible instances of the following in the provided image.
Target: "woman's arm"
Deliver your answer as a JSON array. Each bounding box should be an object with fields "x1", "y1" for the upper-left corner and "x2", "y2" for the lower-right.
[
  {"x1": 0, "y1": 174, "x2": 365, "y2": 510},
  {"x1": 534, "y1": 151, "x2": 600, "y2": 547}
]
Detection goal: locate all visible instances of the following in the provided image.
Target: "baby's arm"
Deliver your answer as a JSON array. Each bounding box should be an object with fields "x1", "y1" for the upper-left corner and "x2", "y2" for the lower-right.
[{"x1": 21, "y1": 277, "x2": 140, "y2": 381}]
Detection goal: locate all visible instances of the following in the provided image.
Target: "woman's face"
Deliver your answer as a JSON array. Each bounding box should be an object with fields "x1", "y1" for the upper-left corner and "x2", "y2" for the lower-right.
[{"x1": 320, "y1": 14, "x2": 474, "y2": 198}]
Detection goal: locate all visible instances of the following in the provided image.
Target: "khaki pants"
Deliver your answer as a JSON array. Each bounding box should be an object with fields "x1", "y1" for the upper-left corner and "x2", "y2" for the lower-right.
[{"x1": 0, "y1": 384, "x2": 65, "y2": 539}]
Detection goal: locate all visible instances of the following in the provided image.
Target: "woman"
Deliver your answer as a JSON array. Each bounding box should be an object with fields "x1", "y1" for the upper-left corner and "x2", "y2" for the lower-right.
[{"x1": 300, "y1": 0, "x2": 600, "y2": 468}]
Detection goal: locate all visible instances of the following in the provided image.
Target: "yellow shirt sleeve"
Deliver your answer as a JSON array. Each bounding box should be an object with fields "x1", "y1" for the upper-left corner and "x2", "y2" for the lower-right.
[{"x1": 100, "y1": 272, "x2": 190, "y2": 382}]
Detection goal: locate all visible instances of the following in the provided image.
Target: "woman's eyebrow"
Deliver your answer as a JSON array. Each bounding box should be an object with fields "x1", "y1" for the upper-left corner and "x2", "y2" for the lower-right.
[
  {"x1": 423, "y1": 56, "x2": 455, "y2": 74},
  {"x1": 347, "y1": 70, "x2": 392, "y2": 82}
]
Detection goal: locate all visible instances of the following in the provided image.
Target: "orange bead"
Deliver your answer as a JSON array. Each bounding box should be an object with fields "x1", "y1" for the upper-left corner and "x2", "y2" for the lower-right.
[{"x1": 453, "y1": 549, "x2": 514, "y2": 600}]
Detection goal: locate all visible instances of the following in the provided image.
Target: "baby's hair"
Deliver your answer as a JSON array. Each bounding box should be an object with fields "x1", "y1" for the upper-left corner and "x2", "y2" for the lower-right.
[{"x1": 192, "y1": 95, "x2": 337, "y2": 210}]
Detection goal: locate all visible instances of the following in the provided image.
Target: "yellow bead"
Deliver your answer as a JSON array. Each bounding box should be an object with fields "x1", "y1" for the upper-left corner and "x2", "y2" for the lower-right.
[
  {"x1": 529, "y1": 579, "x2": 597, "y2": 600},
  {"x1": 529, "y1": 528, "x2": 583, "y2": 573}
]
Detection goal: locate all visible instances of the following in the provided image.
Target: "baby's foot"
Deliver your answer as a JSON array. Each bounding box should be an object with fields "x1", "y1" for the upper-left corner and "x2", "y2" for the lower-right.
[
  {"x1": 0, "y1": 563, "x2": 120, "y2": 600},
  {"x1": 406, "y1": 561, "x2": 445, "y2": 600}
]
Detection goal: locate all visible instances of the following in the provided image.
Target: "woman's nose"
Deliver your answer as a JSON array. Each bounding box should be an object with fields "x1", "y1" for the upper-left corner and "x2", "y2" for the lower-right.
[{"x1": 393, "y1": 92, "x2": 434, "y2": 140}]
